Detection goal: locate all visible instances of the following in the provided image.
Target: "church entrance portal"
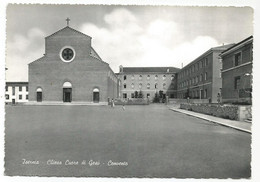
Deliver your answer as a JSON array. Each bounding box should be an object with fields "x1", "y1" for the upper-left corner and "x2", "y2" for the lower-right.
[
  {"x1": 93, "y1": 88, "x2": 99, "y2": 103},
  {"x1": 63, "y1": 88, "x2": 72, "y2": 102},
  {"x1": 37, "y1": 92, "x2": 42, "y2": 102}
]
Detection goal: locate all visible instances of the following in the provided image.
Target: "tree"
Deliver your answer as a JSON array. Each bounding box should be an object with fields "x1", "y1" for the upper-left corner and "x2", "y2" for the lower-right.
[
  {"x1": 153, "y1": 92, "x2": 160, "y2": 103},
  {"x1": 159, "y1": 90, "x2": 164, "y2": 98},
  {"x1": 138, "y1": 90, "x2": 144, "y2": 98},
  {"x1": 134, "y1": 91, "x2": 139, "y2": 98}
]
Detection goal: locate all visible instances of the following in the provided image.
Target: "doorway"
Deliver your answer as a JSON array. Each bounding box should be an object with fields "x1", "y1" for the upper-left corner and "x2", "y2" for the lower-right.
[
  {"x1": 36, "y1": 88, "x2": 42, "y2": 102},
  {"x1": 63, "y1": 88, "x2": 72, "y2": 102},
  {"x1": 37, "y1": 92, "x2": 42, "y2": 102},
  {"x1": 63, "y1": 82, "x2": 72, "y2": 102},
  {"x1": 93, "y1": 88, "x2": 100, "y2": 103}
]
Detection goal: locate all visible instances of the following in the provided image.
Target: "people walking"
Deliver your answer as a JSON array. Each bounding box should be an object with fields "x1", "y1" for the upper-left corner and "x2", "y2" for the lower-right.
[{"x1": 111, "y1": 98, "x2": 115, "y2": 108}]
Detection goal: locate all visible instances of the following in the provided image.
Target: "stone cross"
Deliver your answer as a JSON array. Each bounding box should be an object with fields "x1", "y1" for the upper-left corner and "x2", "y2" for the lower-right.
[{"x1": 66, "y1": 18, "x2": 70, "y2": 26}]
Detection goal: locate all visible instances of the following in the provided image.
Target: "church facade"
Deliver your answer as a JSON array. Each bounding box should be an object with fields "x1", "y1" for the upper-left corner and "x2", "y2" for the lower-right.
[{"x1": 28, "y1": 25, "x2": 118, "y2": 104}]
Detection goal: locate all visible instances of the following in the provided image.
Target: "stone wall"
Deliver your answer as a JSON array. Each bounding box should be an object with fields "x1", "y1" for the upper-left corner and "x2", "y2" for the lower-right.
[
  {"x1": 169, "y1": 99, "x2": 209, "y2": 104},
  {"x1": 180, "y1": 103, "x2": 246, "y2": 120}
]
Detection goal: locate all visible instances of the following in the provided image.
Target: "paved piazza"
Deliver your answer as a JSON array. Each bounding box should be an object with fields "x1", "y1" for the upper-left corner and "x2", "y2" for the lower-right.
[{"x1": 5, "y1": 104, "x2": 251, "y2": 178}]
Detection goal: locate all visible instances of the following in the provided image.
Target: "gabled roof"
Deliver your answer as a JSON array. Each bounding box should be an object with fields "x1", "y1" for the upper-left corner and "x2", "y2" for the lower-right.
[
  {"x1": 120, "y1": 67, "x2": 180, "y2": 74},
  {"x1": 45, "y1": 26, "x2": 92, "y2": 39},
  {"x1": 220, "y1": 36, "x2": 253, "y2": 56},
  {"x1": 211, "y1": 44, "x2": 236, "y2": 51},
  {"x1": 90, "y1": 47, "x2": 102, "y2": 61}
]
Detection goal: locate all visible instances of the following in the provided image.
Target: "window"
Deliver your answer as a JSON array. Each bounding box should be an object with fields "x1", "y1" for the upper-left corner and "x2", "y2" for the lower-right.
[
  {"x1": 204, "y1": 89, "x2": 207, "y2": 98},
  {"x1": 131, "y1": 75, "x2": 135, "y2": 80},
  {"x1": 26, "y1": 86, "x2": 28, "y2": 92},
  {"x1": 147, "y1": 75, "x2": 150, "y2": 80},
  {"x1": 26, "y1": 95, "x2": 29, "y2": 100},
  {"x1": 234, "y1": 76, "x2": 241, "y2": 89},
  {"x1": 196, "y1": 76, "x2": 199, "y2": 83},
  {"x1": 60, "y1": 47, "x2": 75, "y2": 62},
  {"x1": 131, "y1": 83, "x2": 134, "y2": 89},
  {"x1": 6, "y1": 94, "x2": 9, "y2": 99},
  {"x1": 147, "y1": 83, "x2": 150, "y2": 89},
  {"x1": 19, "y1": 95, "x2": 22, "y2": 100},
  {"x1": 139, "y1": 75, "x2": 142, "y2": 80},
  {"x1": 155, "y1": 75, "x2": 158, "y2": 80},
  {"x1": 12, "y1": 87, "x2": 15, "y2": 96},
  {"x1": 200, "y1": 74, "x2": 203, "y2": 82},
  {"x1": 200, "y1": 90, "x2": 204, "y2": 99},
  {"x1": 234, "y1": 52, "x2": 241, "y2": 66},
  {"x1": 139, "y1": 83, "x2": 142, "y2": 89},
  {"x1": 131, "y1": 93, "x2": 134, "y2": 98},
  {"x1": 204, "y1": 72, "x2": 207, "y2": 81},
  {"x1": 155, "y1": 83, "x2": 158, "y2": 89},
  {"x1": 19, "y1": 86, "x2": 22, "y2": 91},
  {"x1": 123, "y1": 75, "x2": 127, "y2": 80},
  {"x1": 123, "y1": 93, "x2": 127, "y2": 98},
  {"x1": 147, "y1": 93, "x2": 150, "y2": 98},
  {"x1": 171, "y1": 75, "x2": 174, "y2": 80},
  {"x1": 123, "y1": 84, "x2": 126, "y2": 89},
  {"x1": 163, "y1": 75, "x2": 166, "y2": 80},
  {"x1": 205, "y1": 58, "x2": 208, "y2": 66},
  {"x1": 5, "y1": 86, "x2": 8, "y2": 91}
]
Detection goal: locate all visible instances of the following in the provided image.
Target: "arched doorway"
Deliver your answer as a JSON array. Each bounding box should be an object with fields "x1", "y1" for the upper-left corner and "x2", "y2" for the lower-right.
[
  {"x1": 93, "y1": 88, "x2": 100, "y2": 103},
  {"x1": 36, "y1": 88, "x2": 42, "y2": 102},
  {"x1": 63, "y1": 82, "x2": 72, "y2": 102}
]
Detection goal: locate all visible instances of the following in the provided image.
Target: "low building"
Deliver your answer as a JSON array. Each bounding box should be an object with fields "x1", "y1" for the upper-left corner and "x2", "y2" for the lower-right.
[
  {"x1": 5, "y1": 82, "x2": 29, "y2": 104},
  {"x1": 117, "y1": 66, "x2": 180, "y2": 101},
  {"x1": 176, "y1": 44, "x2": 234, "y2": 103},
  {"x1": 220, "y1": 36, "x2": 253, "y2": 104}
]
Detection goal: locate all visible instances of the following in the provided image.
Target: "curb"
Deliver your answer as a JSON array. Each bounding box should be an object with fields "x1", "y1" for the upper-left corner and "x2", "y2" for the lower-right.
[{"x1": 169, "y1": 107, "x2": 251, "y2": 134}]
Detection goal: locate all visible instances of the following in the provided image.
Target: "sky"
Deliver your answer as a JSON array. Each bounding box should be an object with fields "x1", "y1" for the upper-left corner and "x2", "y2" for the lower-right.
[{"x1": 5, "y1": 4, "x2": 253, "y2": 81}]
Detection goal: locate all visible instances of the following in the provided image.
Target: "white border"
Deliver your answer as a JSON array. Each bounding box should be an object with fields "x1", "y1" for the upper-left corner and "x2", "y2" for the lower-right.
[{"x1": 1, "y1": 1, "x2": 259, "y2": 182}]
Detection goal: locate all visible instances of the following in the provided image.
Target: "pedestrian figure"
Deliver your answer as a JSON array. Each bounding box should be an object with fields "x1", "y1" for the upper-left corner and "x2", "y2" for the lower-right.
[
  {"x1": 111, "y1": 99, "x2": 114, "y2": 108},
  {"x1": 111, "y1": 98, "x2": 115, "y2": 108},
  {"x1": 217, "y1": 93, "x2": 221, "y2": 104},
  {"x1": 122, "y1": 103, "x2": 125, "y2": 111},
  {"x1": 187, "y1": 97, "x2": 190, "y2": 103}
]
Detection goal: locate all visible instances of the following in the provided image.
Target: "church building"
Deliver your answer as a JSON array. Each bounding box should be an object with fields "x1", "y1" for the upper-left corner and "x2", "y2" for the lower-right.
[{"x1": 28, "y1": 20, "x2": 118, "y2": 104}]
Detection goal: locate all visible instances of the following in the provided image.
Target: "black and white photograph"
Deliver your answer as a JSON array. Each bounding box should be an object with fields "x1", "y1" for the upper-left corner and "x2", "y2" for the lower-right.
[{"x1": 1, "y1": 1, "x2": 259, "y2": 181}]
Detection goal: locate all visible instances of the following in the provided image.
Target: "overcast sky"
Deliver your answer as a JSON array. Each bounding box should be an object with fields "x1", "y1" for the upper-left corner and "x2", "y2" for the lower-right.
[{"x1": 5, "y1": 4, "x2": 253, "y2": 81}]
